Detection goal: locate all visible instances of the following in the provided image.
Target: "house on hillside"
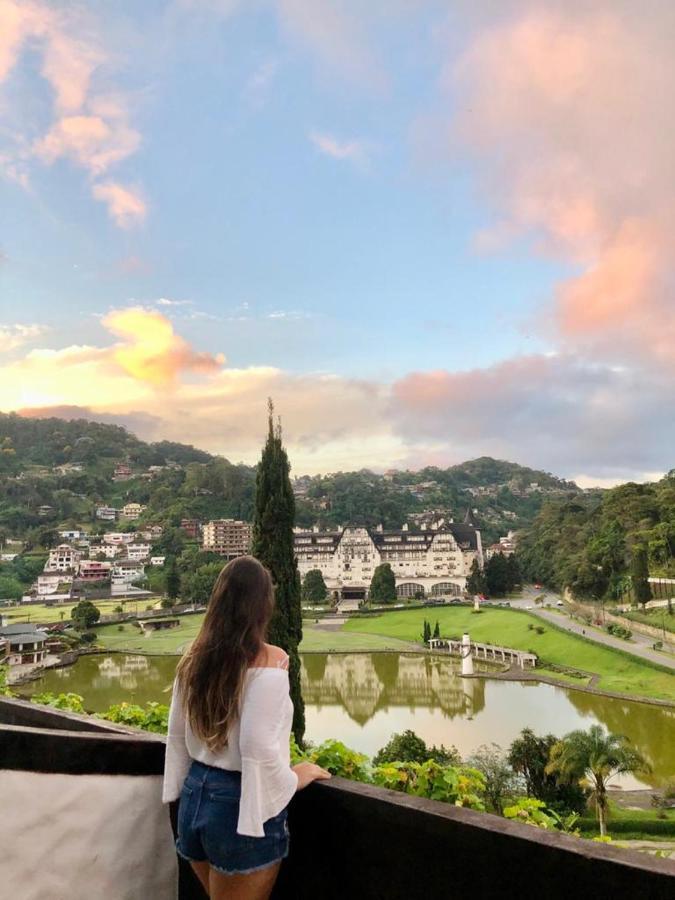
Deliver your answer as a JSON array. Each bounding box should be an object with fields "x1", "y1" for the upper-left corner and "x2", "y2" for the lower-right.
[{"x1": 44, "y1": 544, "x2": 81, "y2": 573}]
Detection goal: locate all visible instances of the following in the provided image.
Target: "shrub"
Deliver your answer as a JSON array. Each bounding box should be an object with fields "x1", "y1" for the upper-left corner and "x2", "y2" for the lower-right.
[
  {"x1": 99, "y1": 701, "x2": 169, "y2": 734},
  {"x1": 372, "y1": 760, "x2": 486, "y2": 810},
  {"x1": 80, "y1": 631, "x2": 97, "y2": 644},
  {"x1": 31, "y1": 691, "x2": 85, "y2": 714}
]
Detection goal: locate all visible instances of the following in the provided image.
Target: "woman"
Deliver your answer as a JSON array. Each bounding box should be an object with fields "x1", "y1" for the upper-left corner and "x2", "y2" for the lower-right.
[{"x1": 163, "y1": 555, "x2": 331, "y2": 899}]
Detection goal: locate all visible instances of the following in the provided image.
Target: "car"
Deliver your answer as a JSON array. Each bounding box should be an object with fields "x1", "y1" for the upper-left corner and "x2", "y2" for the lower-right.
[
  {"x1": 525, "y1": 605, "x2": 533, "y2": 610},
  {"x1": 556, "y1": 600, "x2": 564, "y2": 607}
]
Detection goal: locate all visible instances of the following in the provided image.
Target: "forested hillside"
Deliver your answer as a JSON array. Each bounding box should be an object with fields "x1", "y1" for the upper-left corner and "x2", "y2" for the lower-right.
[
  {"x1": 0, "y1": 414, "x2": 579, "y2": 544},
  {"x1": 517, "y1": 475, "x2": 675, "y2": 598}
]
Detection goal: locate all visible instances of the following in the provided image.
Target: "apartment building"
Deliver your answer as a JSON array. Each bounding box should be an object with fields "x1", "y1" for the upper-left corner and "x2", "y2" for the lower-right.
[{"x1": 202, "y1": 519, "x2": 252, "y2": 559}]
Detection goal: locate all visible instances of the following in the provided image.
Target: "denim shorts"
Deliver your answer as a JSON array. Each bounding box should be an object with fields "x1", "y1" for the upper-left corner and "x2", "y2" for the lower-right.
[{"x1": 176, "y1": 760, "x2": 290, "y2": 876}]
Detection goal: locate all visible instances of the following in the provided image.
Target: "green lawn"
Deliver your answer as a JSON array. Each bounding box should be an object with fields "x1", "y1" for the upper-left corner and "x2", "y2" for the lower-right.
[
  {"x1": 1, "y1": 600, "x2": 145, "y2": 625},
  {"x1": 299, "y1": 626, "x2": 415, "y2": 653},
  {"x1": 93, "y1": 618, "x2": 412, "y2": 655},
  {"x1": 343, "y1": 607, "x2": 675, "y2": 701},
  {"x1": 95, "y1": 614, "x2": 206, "y2": 653}
]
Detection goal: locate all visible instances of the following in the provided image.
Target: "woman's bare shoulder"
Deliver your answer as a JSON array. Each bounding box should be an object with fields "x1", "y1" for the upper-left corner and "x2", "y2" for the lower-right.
[{"x1": 251, "y1": 643, "x2": 289, "y2": 669}]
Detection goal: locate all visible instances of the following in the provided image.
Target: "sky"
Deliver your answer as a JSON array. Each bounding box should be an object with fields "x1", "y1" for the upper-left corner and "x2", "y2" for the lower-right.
[{"x1": 1, "y1": 0, "x2": 673, "y2": 484}]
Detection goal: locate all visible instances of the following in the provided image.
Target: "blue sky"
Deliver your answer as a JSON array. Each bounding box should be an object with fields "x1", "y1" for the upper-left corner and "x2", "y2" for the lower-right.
[{"x1": 1, "y1": 1, "x2": 673, "y2": 483}]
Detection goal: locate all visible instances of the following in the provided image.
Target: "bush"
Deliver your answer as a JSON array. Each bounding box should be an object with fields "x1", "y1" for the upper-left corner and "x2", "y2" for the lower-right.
[
  {"x1": 79, "y1": 631, "x2": 97, "y2": 644},
  {"x1": 117, "y1": 625, "x2": 125, "y2": 632},
  {"x1": 372, "y1": 760, "x2": 486, "y2": 809},
  {"x1": 99, "y1": 701, "x2": 169, "y2": 734}
]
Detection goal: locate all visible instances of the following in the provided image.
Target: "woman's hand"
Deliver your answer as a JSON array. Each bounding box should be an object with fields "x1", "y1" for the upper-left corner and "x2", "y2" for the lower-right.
[{"x1": 292, "y1": 762, "x2": 332, "y2": 790}]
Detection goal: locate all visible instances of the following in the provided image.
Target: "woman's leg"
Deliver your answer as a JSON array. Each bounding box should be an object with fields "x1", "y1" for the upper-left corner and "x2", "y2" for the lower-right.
[
  {"x1": 208, "y1": 860, "x2": 282, "y2": 900},
  {"x1": 190, "y1": 860, "x2": 211, "y2": 896}
]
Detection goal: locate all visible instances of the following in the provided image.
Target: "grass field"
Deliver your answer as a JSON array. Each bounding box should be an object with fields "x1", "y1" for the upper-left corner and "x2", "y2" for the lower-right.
[
  {"x1": 93, "y1": 617, "x2": 413, "y2": 654},
  {"x1": 0, "y1": 600, "x2": 149, "y2": 625},
  {"x1": 343, "y1": 607, "x2": 675, "y2": 701}
]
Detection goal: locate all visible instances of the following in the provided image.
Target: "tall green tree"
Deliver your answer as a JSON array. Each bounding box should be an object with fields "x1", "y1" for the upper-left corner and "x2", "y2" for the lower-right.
[
  {"x1": 630, "y1": 545, "x2": 652, "y2": 608},
  {"x1": 546, "y1": 725, "x2": 649, "y2": 836},
  {"x1": 302, "y1": 569, "x2": 328, "y2": 604},
  {"x1": 466, "y1": 558, "x2": 487, "y2": 595},
  {"x1": 508, "y1": 728, "x2": 587, "y2": 815},
  {"x1": 369, "y1": 563, "x2": 396, "y2": 604},
  {"x1": 251, "y1": 400, "x2": 305, "y2": 743},
  {"x1": 165, "y1": 559, "x2": 180, "y2": 602}
]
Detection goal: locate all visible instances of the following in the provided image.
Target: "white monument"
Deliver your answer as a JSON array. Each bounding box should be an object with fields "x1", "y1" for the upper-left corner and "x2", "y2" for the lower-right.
[{"x1": 461, "y1": 632, "x2": 474, "y2": 677}]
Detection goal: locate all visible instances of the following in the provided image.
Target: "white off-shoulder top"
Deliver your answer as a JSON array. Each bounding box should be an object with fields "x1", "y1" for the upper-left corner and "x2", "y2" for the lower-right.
[{"x1": 162, "y1": 663, "x2": 298, "y2": 837}]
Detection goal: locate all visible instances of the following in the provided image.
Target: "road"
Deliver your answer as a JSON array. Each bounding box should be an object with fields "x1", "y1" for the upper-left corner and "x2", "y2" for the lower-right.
[{"x1": 510, "y1": 586, "x2": 675, "y2": 672}]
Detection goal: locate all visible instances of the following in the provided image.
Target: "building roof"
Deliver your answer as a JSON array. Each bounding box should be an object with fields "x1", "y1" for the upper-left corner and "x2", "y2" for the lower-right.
[{"x1": 0, "y1": 624, "x2": 48, "y2": 641}]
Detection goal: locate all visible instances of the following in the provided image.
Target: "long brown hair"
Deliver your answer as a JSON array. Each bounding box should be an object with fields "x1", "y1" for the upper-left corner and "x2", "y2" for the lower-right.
[{"x1": 175, "y1": 555, "x2": 275, "y2": 751}]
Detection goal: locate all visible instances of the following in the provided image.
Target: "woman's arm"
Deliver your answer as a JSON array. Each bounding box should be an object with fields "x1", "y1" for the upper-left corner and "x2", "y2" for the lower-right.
[
  {"x1": 162, "y1": 678, "x2": 191, "y2": 803},
  {"x1": 237, "y1": 671, "x2": 299, "y2": 837}
]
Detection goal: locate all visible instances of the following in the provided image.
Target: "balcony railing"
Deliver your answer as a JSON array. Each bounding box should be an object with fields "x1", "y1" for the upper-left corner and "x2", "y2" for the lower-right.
[{"x1": 1, "y1": 696, "x2": 673, "y2": 899}]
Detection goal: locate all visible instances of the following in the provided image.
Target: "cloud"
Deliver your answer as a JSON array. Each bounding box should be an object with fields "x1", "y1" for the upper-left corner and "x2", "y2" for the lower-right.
[
  {"x1": 0, "y1": 323, "x2": 47, "y2": 352},
  {"x1": 156, "y1": 298, "x2": 193, "y2": 308},
  {"x1": 102, "y1": 307, "x2": 225, "y2": 385},
  {"x1": 92, "y1": 181, "x2": 147, "y2": 228},
  {"x1": 444, "y1": 1, "x2": 675, "y2": 367},
  {"x1": 0, "y1": 1, "x2": 144, "y2": 226},
  {"x1": 309, "y1": 131, "x2": 371, "y2": 167},
  {"x1": 391, "y1": 353, "x2": 675, "y2": 480}
]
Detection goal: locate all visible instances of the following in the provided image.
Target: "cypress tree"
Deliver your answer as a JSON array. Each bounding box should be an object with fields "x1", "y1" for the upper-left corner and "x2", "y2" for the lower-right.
[
  {"x1": 433, "y1": 620, "x2": 440, "y2": 639},
  {"x1": 252, "y1": 400, "x2": 305, "y2": 743},
  {"x1": 630, "y1": 545, "x2": 652, "y2": 609}
]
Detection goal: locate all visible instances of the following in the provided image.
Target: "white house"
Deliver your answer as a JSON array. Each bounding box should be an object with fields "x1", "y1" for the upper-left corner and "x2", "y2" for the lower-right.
[
  {"x1": 126, "y1": 543, "x2": 151, "y2": 561},
  {"x1": 111, "y1": 562, "x2": 146, "y2": 585},
  {"x1": 44, "y1": 544, "x2": 81, "y2": 573},
  {"x1": 103, "y1": 533, "x2": 135, "y2": 546},
  {"x1": 96, "y1": 506, "x2": 118, "y2": 521},
  {"x1": 150, "y1": 556, "x2": 166, "y2": 567}
]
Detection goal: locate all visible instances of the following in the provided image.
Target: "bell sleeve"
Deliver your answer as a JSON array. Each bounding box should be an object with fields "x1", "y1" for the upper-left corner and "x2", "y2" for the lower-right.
[
  {"x1": 162, "y1": 678, "x2": 192, "y2": 804},
  {"x1": 237, "y1": 671, "x2": 299, "y2": 837}
]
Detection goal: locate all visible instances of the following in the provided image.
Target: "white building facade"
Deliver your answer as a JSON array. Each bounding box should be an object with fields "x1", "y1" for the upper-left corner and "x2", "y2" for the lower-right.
[{"x1": 294, "y1": 523, "x2": 482, "y2": 601}]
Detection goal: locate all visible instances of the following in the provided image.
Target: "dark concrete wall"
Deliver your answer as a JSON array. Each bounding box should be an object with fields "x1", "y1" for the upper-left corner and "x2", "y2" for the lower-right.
[{"x1": 1, "y1": 698, "x2": 673, "y2": 900}]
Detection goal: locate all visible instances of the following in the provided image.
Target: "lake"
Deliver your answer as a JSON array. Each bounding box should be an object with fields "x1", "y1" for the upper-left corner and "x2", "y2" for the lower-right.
[{"x1": 25, "y1": 651, "x2": 674, "y2": 789}]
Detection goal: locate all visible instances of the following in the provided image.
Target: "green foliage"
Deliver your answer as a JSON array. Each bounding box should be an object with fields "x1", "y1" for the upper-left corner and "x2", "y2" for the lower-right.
[
  {"x1": 165, "y1": 558, "x2": 180, "y2": 600},
  {"x1": 252, "y1": 402, "x2": 305, "y2": 743},
  {"x1": 508, "y1": 728, "x2": 588, "y2": 814},
  {"x1": 484, "y1": 553, "x2": 519, "y2": 596},
  {"x1": 99, "y1": 701, "x2": 169, "y2": 733},
  {"x1": 546, "y1": 725, "x2": 650, "y2": 836},
  {"x1": 373, "y1": 729, "x2": 460, "y2": 767},
  {"x1": 467, "y1": 743, "x2": 522, "y2": 815},
  {"x1": 422, "y1": 619, "x2": 431, "y2": 643},
  {"x1": 0, "y1": 665, "x2": 15, "y2": 696},
  {"x1": 313, "y1": 740, "x2": 372, "y2": 781},
  {"x1": 518, "y1": 474, "x2": 675, "y2": 599},
  {"x1": 503, "y1": 798, "x2": 579, "y2": 834},
  {"x1": 302, "y1": 569, "x2": 328, "y2": 604},
  {"x1": 369, "y1": 563, "x2": 396, "y2": 604},
  {"x1": 71, "y1": 599, "x2": 100, "y2": 630},
  {"x1": 373, "y1": 760, "x2": 486, "y2": 809},
  {"x1": 605, "y1": 622, "x2": 632, "y2": 640},
  {"x1": 31, "y1": 691, "x2": 85, "y2": 713},
  {"x1": 631, "y1": 546, "x2": 652, "y2": 607},
  {"x1": 466, "y1": 558, "x2": 487, "y2": 596}
]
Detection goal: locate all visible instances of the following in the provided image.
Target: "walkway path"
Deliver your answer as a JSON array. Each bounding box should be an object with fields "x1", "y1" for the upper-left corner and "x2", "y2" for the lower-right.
[{"x1": 514, "y1": 587, "x2": 675, "y2": 672}]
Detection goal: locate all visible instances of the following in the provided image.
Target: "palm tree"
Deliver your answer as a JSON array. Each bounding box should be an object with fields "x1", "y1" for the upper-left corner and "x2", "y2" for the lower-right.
[{"x1": 546, "y1": 725, "x2": 650, "y2": 836}]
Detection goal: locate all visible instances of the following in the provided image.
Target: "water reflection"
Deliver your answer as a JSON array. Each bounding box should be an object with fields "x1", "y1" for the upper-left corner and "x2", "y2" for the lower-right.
[
  {"x1": 25, "y1": 651, "x2": 673, "y2": 786},
  {"x1": 302, "y1": 653, "x2": 485, "y2": 724}
]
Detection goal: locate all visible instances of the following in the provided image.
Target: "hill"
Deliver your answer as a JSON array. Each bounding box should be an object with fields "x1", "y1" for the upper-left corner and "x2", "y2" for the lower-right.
[
  {"x1": 0, "y1": 413, "x2": 579, "y2": 544},
  {"x1": 517, "y1": 474, "x2": 675, "y2": 596}
]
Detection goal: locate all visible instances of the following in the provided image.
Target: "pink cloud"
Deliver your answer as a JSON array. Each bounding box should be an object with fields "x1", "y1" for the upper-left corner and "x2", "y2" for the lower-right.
[
  {"x1": 444, "y1": 2, "x2": 675, "y2": 367},
  {"x1": 92, "y1": 182, "x2": 147, "y2": 228},
  {"x1": 309, "y1": 131, "x2": 371, "y2": 167},
  {"x1": 0, "y1": 1, "x2": 144, "y2": 226}
]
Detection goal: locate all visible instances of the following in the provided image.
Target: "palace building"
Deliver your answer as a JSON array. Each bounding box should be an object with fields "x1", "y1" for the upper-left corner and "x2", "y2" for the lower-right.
[{"x1": 294, "y1": 521, "x2": 482, "y2": 601}]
